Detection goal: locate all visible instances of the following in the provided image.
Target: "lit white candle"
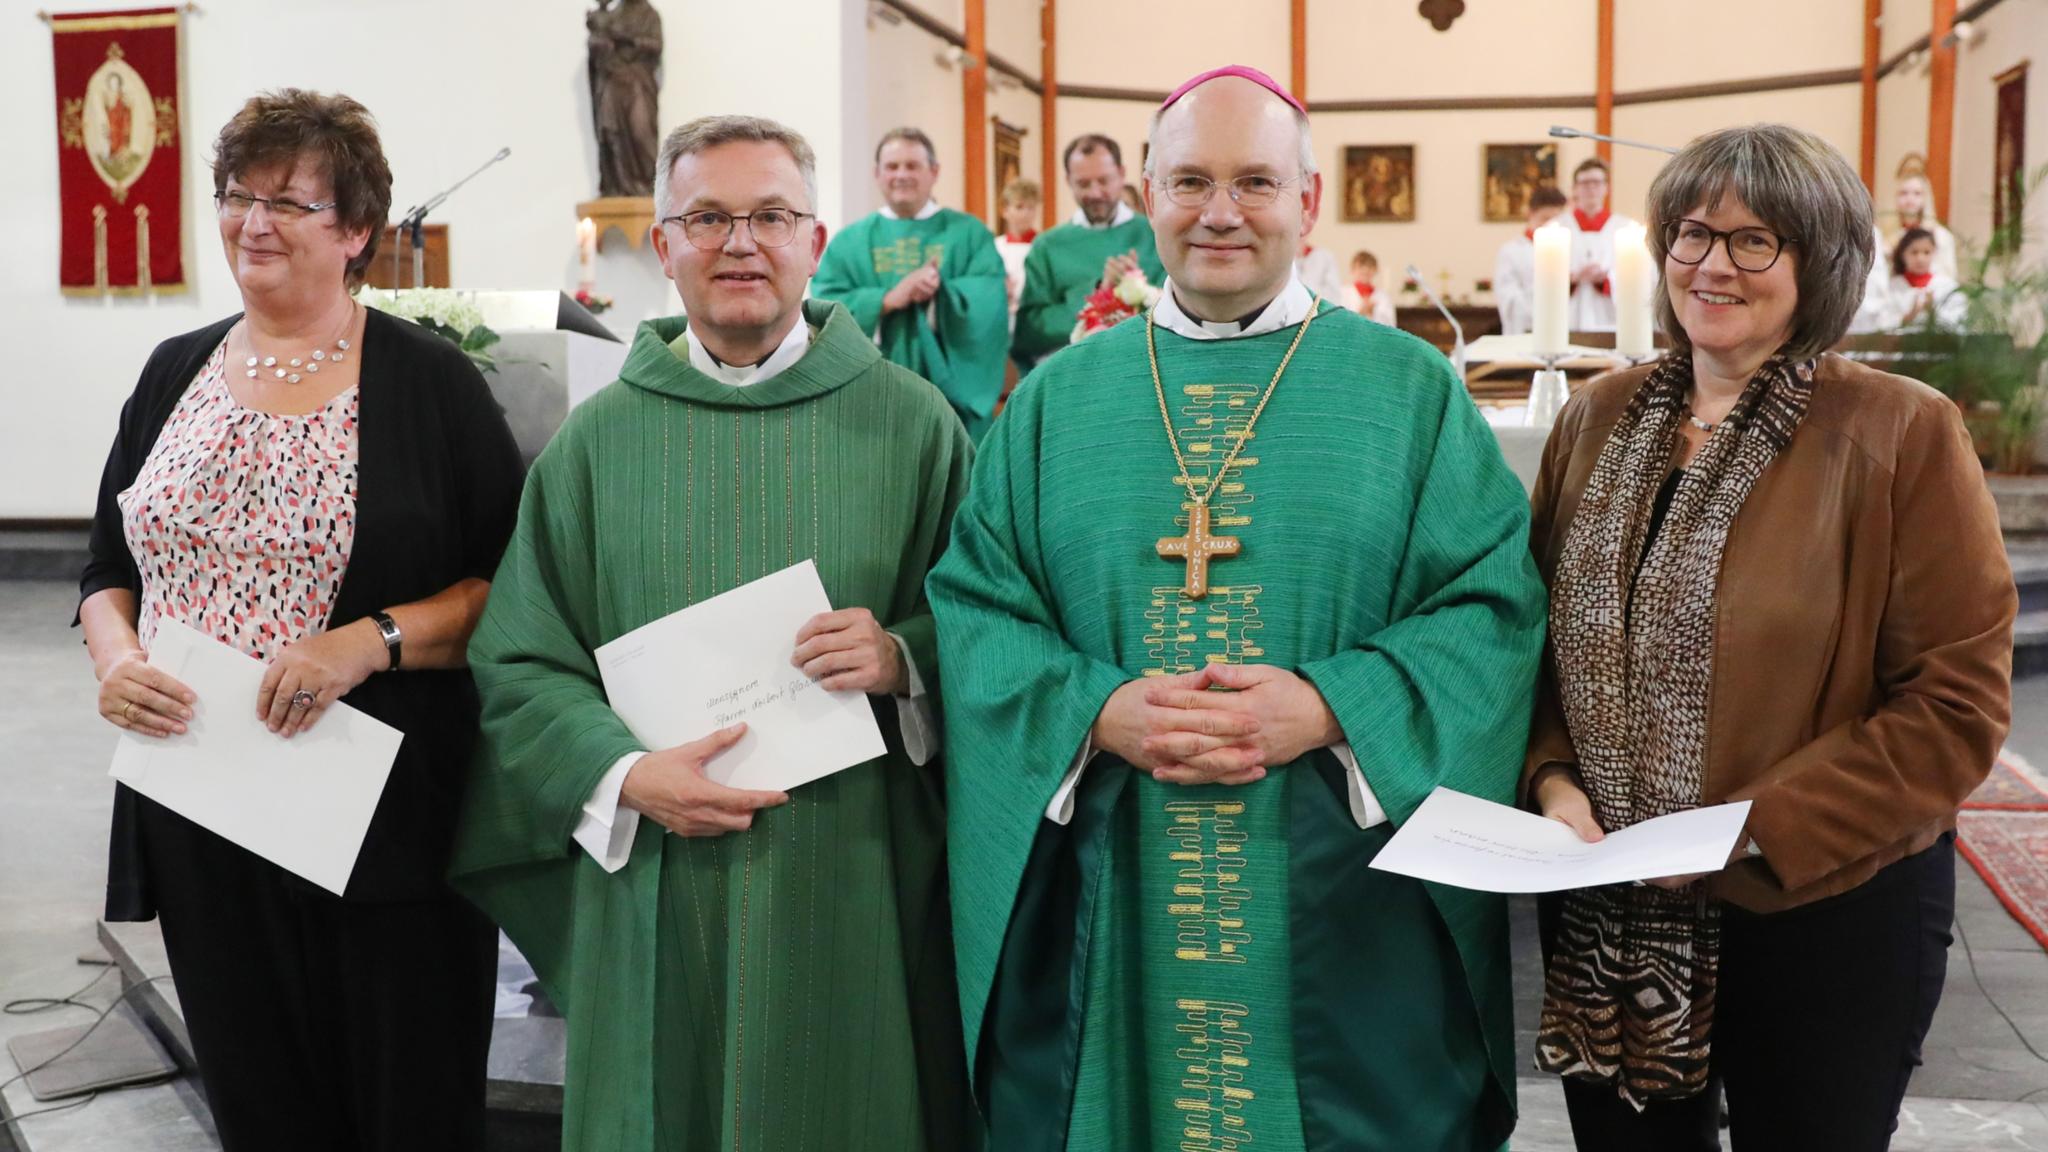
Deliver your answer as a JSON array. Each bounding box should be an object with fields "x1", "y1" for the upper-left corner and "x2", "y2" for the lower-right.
[
  {"x1": 1613, "y1": 222, "x2": 1654, "y2": 358},
  {"x1": 1531, "y1": 222, "x2": 1571, "y2": 357},
  {"x1": 577, "y1": 217, "x2": 597, "y2": 287}
]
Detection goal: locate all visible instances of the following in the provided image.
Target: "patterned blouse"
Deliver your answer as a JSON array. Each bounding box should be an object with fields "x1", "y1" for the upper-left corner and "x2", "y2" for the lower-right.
[{"x1": 117, "y1": 339, "x2": 359, "y2": 662}]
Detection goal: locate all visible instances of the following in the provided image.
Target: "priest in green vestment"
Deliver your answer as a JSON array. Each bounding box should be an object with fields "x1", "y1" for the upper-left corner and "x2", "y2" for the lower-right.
[
  {"x1": 1011, "y1": 133, "x2": 1166, "y2": 366},
  {"x1": 929, "y1": 67, "x2": 1546, "y2": 1151},
  {"x1": 451, "y1": 114, "x2": 974, "y2": 1152},
  {"x1": 812, "y1": 127, "x2": 1010, "y2": 442}
]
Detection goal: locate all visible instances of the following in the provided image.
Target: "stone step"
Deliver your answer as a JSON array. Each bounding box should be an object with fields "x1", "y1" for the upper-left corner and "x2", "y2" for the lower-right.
[
  {"x1": 0, "y1": 530, "x2": 89, "y2": 584},
  {"x1": 98, "y1": 919, "x2": 564, "y2": 1151}
]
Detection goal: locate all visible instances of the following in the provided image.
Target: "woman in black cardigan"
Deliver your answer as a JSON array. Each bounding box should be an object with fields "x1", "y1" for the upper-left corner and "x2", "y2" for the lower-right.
[{"x1": 76, "y1": 90, "x2": 522, "y2": 1151}]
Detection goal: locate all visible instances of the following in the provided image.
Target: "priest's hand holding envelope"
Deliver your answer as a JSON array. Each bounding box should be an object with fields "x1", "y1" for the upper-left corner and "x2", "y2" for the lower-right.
[
  {"x1": 621, "y1": 722, "x2": 789, "y2": 838},
  {"x1": 791, "y1": 607, "x2": 906, "y2": 695}
]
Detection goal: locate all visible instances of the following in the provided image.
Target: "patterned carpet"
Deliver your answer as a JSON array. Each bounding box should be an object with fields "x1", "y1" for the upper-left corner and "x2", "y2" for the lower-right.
[{"x1": 1958, "y1": 753, "x2": 2048, "y2": 951}]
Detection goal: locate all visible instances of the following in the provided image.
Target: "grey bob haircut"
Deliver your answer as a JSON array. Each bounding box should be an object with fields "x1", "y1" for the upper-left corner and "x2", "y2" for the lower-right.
[
  {"x1": 653, "y1": 115, "x2": 819, "y2": 223},
  {"x1": 1645, "y1": 123, "x2": 1874, "y2": 362}
]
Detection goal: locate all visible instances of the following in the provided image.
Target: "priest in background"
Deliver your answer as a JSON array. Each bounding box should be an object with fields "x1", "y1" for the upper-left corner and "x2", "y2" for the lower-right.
[
  {"x1": 1560, "y1": 158, "x2": 1637, "y2": 332},
  {"x1": 452, "y1": 114, "x2": 974, "y2": 1152},
  {"x1": 1011, "y1": 133, "x2": 1165, "y2": 366},
  {"x1": 812, "y1": 126, "x2": 1009, "y2": 441},
  {"x1": 932, "y1": 65, "x2": 1545, "y2": 1151},
  {"x1": 1295, "y1": 239, "x2": 1346, "y2": 305},
  {"x1": 1495, "y1": 184, "x2": 1568, "y2": 335}
]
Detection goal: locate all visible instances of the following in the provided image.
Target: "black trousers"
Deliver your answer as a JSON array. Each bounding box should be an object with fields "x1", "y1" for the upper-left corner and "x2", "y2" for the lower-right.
[
  {"x1": 1547, "y1": 833, "x2": 1955, "y2": 1152},
  {"x1": 138, "y1": 800, "x2": 497, "y2": 1152}
]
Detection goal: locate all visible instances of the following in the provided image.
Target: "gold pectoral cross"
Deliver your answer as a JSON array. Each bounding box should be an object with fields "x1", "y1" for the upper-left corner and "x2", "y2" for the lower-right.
[{"x1": 1157, "y1": 499, "x2": 1240, "y2": 600}]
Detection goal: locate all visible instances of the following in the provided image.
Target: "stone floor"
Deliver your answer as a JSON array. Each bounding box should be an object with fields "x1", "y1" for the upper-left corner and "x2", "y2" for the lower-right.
[{"x1": 9, "y1": 576, "x2": 2048, "y2": 1149}]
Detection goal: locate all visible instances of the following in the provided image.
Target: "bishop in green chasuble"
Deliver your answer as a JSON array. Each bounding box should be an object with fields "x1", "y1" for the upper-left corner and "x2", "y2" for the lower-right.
[
  {"x1": 930, "y1": 69, "x2": 1546, "y2": 1152},
  {"x1": 812, "y1": 129, "x2": 1011, "y2": 443},
  {"x1": 456, "y1": 118, "x2": 976, "y2": 1149}
]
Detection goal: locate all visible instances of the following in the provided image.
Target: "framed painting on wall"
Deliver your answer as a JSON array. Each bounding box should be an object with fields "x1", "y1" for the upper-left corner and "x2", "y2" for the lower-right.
[
  {"x1": 992, "y1": 117, "x2": 1026, "y2": 230},
  {"x1": 1993, "y1": 62, "x2": 2028, "y2": 256},
  {"x1": 1341, "y1": 145, "x2": 1415, "y2": 222},
  {"x1": 1483, "y1": 143, "x2": 1557, "y2": 222}
]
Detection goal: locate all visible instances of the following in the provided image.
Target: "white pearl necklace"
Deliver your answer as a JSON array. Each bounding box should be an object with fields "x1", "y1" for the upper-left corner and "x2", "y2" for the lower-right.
[{"x1": 242, "y1": 304, "x2": 357, "y2": 384}]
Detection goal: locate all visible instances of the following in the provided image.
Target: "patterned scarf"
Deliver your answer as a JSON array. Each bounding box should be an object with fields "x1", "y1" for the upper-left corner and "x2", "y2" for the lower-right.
[{"x1": 1535, "y1": 353, "x2": 1815, "y2": 1105}]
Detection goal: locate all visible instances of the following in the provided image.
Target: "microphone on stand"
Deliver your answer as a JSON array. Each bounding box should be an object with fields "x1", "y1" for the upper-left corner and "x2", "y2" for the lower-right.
[
  {"x1": 393, "y1": 146, "x2": 513, "y2": 290},
  {"x1": 1406, "y1": 265, "x2": 1465, "y2": 380},
  {"x1": 1548, "y1": 125, "x2": 1680, "y2": 156}
]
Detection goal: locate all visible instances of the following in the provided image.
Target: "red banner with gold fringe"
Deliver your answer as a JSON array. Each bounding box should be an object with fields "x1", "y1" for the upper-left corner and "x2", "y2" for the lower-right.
[{"x1": 51, "y1": 6, "x2": 185, "y2": 295}]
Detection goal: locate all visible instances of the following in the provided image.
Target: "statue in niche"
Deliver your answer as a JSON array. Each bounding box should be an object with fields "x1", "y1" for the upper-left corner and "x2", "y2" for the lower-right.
[{"x1": 587, "y1": 0, "x2": 663, "y2": 197}]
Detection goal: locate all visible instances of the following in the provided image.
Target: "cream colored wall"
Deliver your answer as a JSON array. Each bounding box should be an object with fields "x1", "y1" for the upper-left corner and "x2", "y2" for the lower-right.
[
  {"x1": 1609, "y1": 85, "x2": 1866, "y2": 218},
  {"x1": 1952, "y1": 0, "x2": 2048, "y2": 267},
  {"x1": 866, "y1": 11, "x2": 969, "y2": 218},
  {"x1": 1614, "y1": 0, "x2": 1861, "y2": 88},
  {"x1": 987, "y1": 0, "x2": 1041, "y2": 69},
  {"x1": 1308, "y1": 0, "x2": 1595, "y2": 99},
  {"x1": 1882, "y1": 0, "x2": 1934, "y2": 61},
  {"x1": 1056, "y1": 0, "x2": 1289, "y2": 92},
  {"x1": 1876, "y1": 65, "x2": 1933, "y2": 218}
]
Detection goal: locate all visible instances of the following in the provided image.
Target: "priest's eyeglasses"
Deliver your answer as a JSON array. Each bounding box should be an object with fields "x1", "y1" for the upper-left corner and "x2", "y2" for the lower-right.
[
  {"x1": 1155, "y1": 173, "x2": 1298, "y2": 209},
  {"x1": 661, "y1": 209, "x2": 816, "y2": 250},
  {"x1": 1664, "y1": 219, "x2": 1799, "y2": 273},
  {"x1": 215, "y1": 191, "x2": 337, "y2": 221}
]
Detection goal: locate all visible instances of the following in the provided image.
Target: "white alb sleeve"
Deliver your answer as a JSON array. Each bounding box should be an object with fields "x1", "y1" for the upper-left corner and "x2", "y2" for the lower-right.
[
  {"x1": 1045, "y1": 736, "x2": 1100, "y2": 824},
  {"x1": 572, "y1": 752, "x2": 646, "y2": 873},
  {"x1": 890, "y1": 632, "x2": 938, "y2": 766},
  {"x1": 1328, "y1": 743, "x2": 1390, "y2": 829}
]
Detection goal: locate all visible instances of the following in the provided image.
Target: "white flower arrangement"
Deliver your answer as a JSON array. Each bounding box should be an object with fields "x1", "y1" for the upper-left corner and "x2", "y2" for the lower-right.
[{"x1": 360, "y1": 287, "x2": 502, "y2": 373}]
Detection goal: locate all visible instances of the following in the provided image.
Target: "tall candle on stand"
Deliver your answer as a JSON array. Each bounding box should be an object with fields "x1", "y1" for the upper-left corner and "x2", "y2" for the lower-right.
[
  {"x1": 1531, "y1": 222, "x2": 1571, "y2": 357},
  {"x1": 1613, "y1": 221, "x2": 1654, "y2": 358},
  {"x1": 577, "y1": 217, "x2": 597, "y2": 293}
]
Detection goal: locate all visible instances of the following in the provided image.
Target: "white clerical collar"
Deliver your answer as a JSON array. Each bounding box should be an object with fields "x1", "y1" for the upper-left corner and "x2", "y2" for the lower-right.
[
  {"x1": 1071, "y1": 201, "x2": 1136, "y2": 230},
  {"x1": 1152, "y1": 275, "x2": 1315, "y2": 341},
  {"x1": 880, "y1": 199, "x2": 943, "y2": 221},
  {"x1": 684, "y1": 317, "x2": 814, "y2": 386}
]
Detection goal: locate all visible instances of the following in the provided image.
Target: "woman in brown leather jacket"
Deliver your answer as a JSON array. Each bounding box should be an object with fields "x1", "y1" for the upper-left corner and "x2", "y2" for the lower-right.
[{"x1": 1524, "y1": 122, "x2": 2015, "y2": 1151}]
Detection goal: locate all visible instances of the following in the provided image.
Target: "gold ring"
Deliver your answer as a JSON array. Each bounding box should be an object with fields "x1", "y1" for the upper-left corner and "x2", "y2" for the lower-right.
[{"x1": 122, "y1": 702, "x2": 136, "y2": 723}]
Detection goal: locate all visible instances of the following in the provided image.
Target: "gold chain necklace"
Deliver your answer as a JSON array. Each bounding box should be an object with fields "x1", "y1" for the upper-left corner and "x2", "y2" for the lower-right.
[{"x1": 1147, "y1": 294, "x2": 1320, "y2": 599}]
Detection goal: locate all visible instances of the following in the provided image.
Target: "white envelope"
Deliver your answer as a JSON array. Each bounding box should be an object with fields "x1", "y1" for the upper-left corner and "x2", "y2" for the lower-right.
[
  {"x1": 594, "y1": 559, "x2": 887, "y2": 792},
  {"x1": 1369, "y1": 786, "x2": 1753, "y2": 894},
  {"x1": 107, "y1": 619, "x2": 404, "y2": 895}
]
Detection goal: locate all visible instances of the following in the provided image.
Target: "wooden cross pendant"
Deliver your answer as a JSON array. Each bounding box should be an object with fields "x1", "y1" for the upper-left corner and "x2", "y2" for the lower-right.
[{"x1": 1157, "y1": 500, "x2": 1241, "y2": 600}]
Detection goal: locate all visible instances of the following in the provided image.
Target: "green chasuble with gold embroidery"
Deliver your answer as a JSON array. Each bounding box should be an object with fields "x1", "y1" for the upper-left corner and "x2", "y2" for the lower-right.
[
  {"x1": 812, "y1": 207, "x2": 1010, "y2": 442},
  {"x1": 929, "y1": 303, "x2": 1546, "y2": 1151},
  {"x1": 1010, "y1": 215, "x2": 1164, "y2": 365},
  {"x1": 450, "y1": 301, "x2": 976, "y2": 1152}
]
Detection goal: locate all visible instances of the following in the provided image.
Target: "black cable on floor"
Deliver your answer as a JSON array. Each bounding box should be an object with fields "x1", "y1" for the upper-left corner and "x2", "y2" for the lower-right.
[
  {"x1": 0, "y1": 972, "x2": 178, "y2": 1140},
  {"x1": 1954, "y1": 913, "x2": 2048, "y2": 1070},
  {"x1": 1, "y1": 964, "x2": 114, "y2": 1017}
]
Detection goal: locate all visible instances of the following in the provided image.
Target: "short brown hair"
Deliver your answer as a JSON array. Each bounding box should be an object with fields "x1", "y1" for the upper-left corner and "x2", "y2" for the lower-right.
[
  {"x1": 1573, "y1": 157, "x2": 1610, "y2": 182},
  {"x1": 654, "y1": 115, "x2": 819, "y2": 223},
  {"x1": 1001, "y1": 178, "x2": 1041, "y2": 205},
  {"x1": 1351, "y1": 250, "x2": 1379, "y2": 271},
  {"x1": 875, "y1": 126, "x2": 937, "y2": 166},
  {"x1": 1063, "y1": 133, "x2": 1122, "y2": 172},
  {"x1": 211, "y1": 89, "x2": 392, "y2": 289},
  {"x1": 1530, "y1": 184, "x2": 1568, "y2": 210},
  {"x1": 1644, "y1": 123, "x2": 1874, "y2": 361}
]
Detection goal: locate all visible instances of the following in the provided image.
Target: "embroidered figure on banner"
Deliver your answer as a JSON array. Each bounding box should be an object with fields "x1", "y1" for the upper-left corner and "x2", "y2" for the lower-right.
[{"x1": 50, "y1": 7, "x2": 187, "y2": 295}]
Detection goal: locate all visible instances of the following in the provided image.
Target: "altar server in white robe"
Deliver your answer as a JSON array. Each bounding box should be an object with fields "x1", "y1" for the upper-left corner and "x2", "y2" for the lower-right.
[
  {"x1": 1495, "y1": 184, "x2": 1568, "y2": 336},
  {"x1": 1560, "y1": 157, "x2": 1638, "y2": 333}
]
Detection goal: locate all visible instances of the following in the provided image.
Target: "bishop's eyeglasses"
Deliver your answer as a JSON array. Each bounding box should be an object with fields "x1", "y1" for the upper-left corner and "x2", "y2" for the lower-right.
[
  {"x1": 660, "y1": 208, "x2": 816, "y2": 250},
  {"x1": 1154, "y1": 173, "x2": 1299, "y2": 210},
  {"x1": 215, "y1": 190, "x2": 337, "y2": 221},
  {"x1": 1663, "y1": 218, "x2": 1799, "y2": 273}
]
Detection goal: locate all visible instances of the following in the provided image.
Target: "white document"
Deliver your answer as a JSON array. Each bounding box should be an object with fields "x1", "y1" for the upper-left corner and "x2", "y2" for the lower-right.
[
  {"x1": 1369, "y1": 786, "x2": 1753, "y2": 894},
  {"x1": 107, "y1": 619, "x2": 404, "y2": 896},
  {"x1": 594, "y1": 559, "x2": 887, "y2": 792}
]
